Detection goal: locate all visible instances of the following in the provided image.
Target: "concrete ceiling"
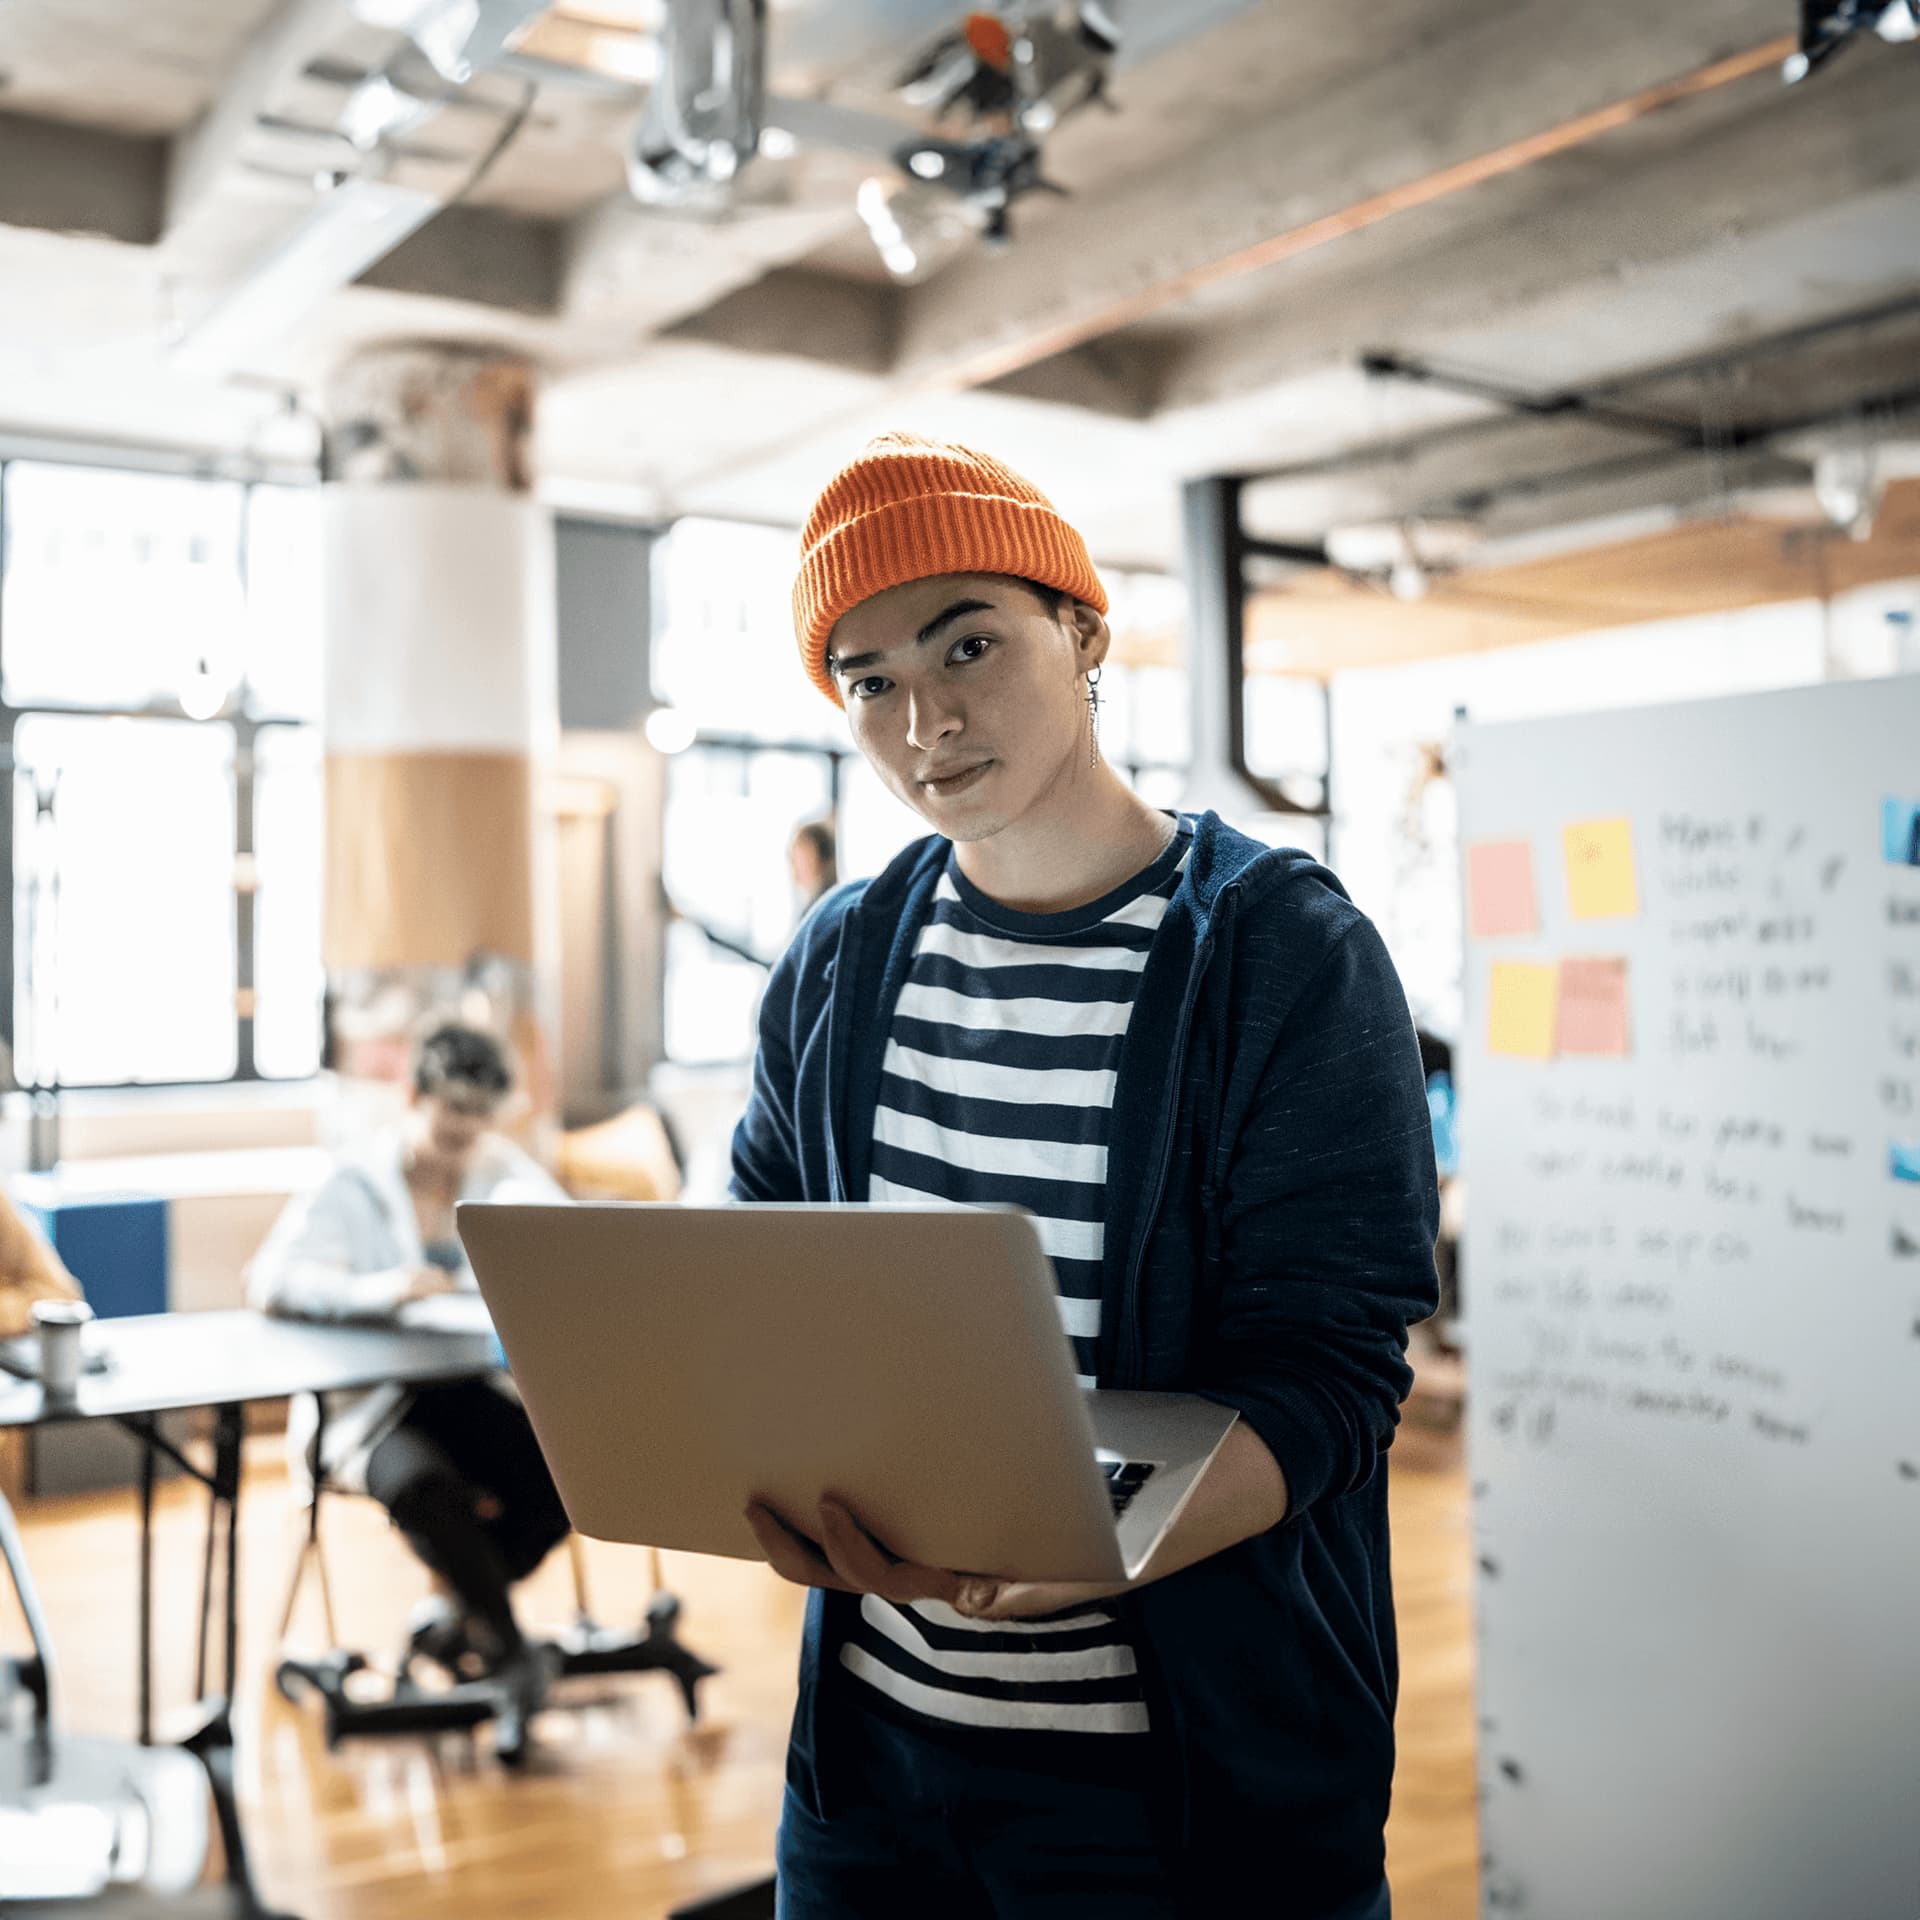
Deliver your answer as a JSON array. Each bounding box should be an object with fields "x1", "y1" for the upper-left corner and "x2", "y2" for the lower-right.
[{"x1": 0, "y1": 0, "x2": 1916, "y2": 583}]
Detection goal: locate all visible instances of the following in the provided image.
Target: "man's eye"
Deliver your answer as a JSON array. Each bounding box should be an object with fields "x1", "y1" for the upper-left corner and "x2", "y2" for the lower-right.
[
  {"x1": 852, "y1": 677, "x2": 890, "y2": 700},
  {"x1": 952, "y1": 635, "x2": 993, "y2": 663}
]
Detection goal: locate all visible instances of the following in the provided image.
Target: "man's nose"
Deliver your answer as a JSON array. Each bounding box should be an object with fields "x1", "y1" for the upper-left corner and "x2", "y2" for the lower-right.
[{"x1": 906, "y1": 689, "x2": 962, "y2": 751}]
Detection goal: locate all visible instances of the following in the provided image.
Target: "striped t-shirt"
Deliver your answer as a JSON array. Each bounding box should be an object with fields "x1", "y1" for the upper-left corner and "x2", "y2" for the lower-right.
[{"x1": 837, "y1": 814, "x2": 1194, "y2": 1737}]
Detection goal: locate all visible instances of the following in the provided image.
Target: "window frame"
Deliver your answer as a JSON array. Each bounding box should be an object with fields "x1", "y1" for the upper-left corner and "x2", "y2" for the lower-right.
[{"x1": 0, "y1": 452, "x2": 323, "y2": 1092}]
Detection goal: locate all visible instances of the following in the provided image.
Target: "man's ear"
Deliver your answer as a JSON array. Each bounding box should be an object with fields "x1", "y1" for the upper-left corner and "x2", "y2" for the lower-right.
[{"x1": 1065, "y1": 599, "x2": 1111, "y2": 673}]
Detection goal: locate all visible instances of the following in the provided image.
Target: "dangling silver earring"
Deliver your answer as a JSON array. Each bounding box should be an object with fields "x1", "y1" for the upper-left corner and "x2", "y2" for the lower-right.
[{"x1": 1085, "y1": 666, "x2": 1103, "y2": 769}]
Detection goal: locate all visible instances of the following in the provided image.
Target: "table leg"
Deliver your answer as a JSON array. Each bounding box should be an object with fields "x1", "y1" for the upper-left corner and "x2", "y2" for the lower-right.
[
  {"x1": 216, "y1": 1402, "x2": 243, "y2": 1700},
  {"x1": 196, "y1": 1465, "x2": 218, "y2": 1699},
  {"x1": 138, "y1": 1420, "x2": 155, "y2": 1746}
]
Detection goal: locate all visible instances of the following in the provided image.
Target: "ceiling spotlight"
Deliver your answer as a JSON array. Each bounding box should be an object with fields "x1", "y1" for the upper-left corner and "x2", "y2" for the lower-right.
[
  {"x1": 178, "y1": 665, "x2": 231, "y2": 721},
  {"x1": 1783, "y1": 0, "x2": 1919, "y2": 80},
  {"x1": 338, "y1": 72, "x2": 434, "y2": 152},
  {"x1": 627, "y1": 0, "x2": 766, "y2": 207},
  {"x1": 1388, "y1": 558, "x2": 1430, "y2": 604},
  {"x1": 644, "y1": 706, "x2": 698, "y2": 755},
  {"x1": 907, "y1": 147, "x2": 947, "y2": 180},
  {"x1": 1812, "y1": 445, "x2": 1885, "y2": 539},
  {"x1": 855, "y1": 174, "x2": 989, "y2": 283}
]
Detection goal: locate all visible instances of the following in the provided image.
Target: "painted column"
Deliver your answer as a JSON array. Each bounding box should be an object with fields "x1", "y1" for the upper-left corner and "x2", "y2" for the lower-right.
[{"x1": 318, "y1": 343, "x2": 557, "y2": 1109}]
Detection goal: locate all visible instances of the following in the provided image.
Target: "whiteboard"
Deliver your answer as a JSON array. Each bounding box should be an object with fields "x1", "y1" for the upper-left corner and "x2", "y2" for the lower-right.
[{"x1": 1454, "y1": 675, "x2": 1920, "y2": 1920}]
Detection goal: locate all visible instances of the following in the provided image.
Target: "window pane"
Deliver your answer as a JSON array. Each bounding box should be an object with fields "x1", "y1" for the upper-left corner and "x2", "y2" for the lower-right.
[
  {"x1": 245, "y1": 486, "x2": 324, "y2": 720},
  {"x1": 660, "y1": 745, "x2": 835, "y2": 1063},
  {"x1": 653, "y1": 517, "x2": 844, "y2": 746},
  {"x1": 2, "y1": 464, "x2": 245, "y2": 710},
  {"x1": 1126, "y1": 664, "x2": 1191, "y2": 768},
  {"x1": 254, "y1": 725, "x2": 324, "y2": 1078},
  {"x1": 663, "y1": 918, "x2": 765, "y2": 1065},
  {"x1": 664, "y1": 748, "x2": 835, "y2": 957},
  {"x1": 1131, "y1": 766, "x2": 1188, "y2": 812},
  {"x1": 1245, "y1": 673, "x2": 1329, "y2": 812},
  {"x1": 14, "y1": 716, "x2": 236, "y2": 1085}
]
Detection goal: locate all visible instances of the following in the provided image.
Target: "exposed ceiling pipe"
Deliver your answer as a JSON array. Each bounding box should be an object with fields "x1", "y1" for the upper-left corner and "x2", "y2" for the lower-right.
[{"x1": 1228, "y1": 294, "x2": 1920, "y2": 494}]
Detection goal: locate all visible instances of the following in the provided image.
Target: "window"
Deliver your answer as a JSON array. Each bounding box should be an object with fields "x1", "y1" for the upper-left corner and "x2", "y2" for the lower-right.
[
  {"x1": 652, "y1": 517, "x2": 841, "y2": 747},
  {"x1": 652, "y1": 519, "x2": 855, "y2": 1064},
  {"x1": 13, "y1": 716, "x2": 238, "y2": 1087},
  {"x1": 253, "y1": 724, "x2": 325, "y2": 1080},
  {"x1": 662, "y1": 745, "x2": 835, "y2": 1063},
  {"x1": 0, "y1": 459, "x2": 324, "y2": 1088},
  {"x1": 1, "y1": 465, "x2": 247, "y2": 713}
]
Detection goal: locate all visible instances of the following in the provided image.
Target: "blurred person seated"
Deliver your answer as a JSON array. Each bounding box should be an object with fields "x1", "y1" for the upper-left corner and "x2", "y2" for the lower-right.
[{"x1": 248, "y1": 1021, "x2": 570, "y2": 1707}]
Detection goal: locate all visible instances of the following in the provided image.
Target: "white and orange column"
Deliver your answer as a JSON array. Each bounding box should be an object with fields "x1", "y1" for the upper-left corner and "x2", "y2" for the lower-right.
[{"x1": 318, "y1": 343, "x2": 558, "y2": 1108}]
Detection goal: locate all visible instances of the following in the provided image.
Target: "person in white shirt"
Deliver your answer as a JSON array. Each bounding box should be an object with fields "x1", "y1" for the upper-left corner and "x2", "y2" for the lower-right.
[{"x1": 249, "y1": 1022, "x2": 569, "y2": 1701}]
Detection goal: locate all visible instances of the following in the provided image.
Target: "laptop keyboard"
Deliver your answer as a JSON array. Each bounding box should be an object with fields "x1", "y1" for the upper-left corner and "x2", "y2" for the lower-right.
[{"x1": 1100, "y1": 1458, "x2": 1158, "y2": 1516}]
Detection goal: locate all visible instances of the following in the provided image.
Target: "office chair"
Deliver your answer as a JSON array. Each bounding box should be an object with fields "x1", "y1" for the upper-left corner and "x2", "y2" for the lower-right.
[
  {"x1": 0, "y1": 1488, "x2": 292, "y2": 1918},
  {"x1": 272, "y1": 1393, "x2": 717, "y2": 1765}
]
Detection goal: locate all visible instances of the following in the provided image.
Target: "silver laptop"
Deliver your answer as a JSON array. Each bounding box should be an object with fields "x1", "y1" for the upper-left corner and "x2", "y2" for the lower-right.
[{"x1": 457, "y1": 1202, "x2": 1239, "y2": 1584}]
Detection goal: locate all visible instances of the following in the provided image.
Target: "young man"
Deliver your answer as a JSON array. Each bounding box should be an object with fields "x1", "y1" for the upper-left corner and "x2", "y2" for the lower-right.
[{"x1": 730, "y1": 434, "x2": 1439, "y2": 1918}]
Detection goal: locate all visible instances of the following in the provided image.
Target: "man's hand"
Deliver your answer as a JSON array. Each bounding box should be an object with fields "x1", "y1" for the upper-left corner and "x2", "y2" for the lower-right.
[
  {"x1": 745, "y1": 1425, "x2": 1288, "y2": 1621},
  {"x1": 745, "y1": 1495, "x2": 1128, "y2": 1622}
]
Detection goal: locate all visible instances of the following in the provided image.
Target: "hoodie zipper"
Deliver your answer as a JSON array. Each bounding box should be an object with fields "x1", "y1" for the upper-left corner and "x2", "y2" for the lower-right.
[{"x1": 822, "y1": 915, "x2": 857, "y2": 1202}]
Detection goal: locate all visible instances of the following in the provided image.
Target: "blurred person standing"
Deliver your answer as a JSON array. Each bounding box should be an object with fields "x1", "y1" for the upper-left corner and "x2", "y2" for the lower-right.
[{"x1": 789, "y1": 817, "x2": 840, "y2": 919}]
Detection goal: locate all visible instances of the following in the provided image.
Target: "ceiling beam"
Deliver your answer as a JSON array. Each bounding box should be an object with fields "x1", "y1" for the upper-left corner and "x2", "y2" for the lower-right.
[
  {"x1": 0, "y1": 113, "x2": 165, "y2": 245},
  {"x1": 663, "y1": 269, "x2": 901, "y2": 375},
  {"x1": 166, "y1": 0, "x2": 354, "y2": 246},
  {"x1": 880, "y1": 1, "x2": 1793, "y2": 394},
  {"x1": 981, "y1": 340, "x2": 1166, "y2": 422},
  {"x1": 356, "y1": 204, "x2": 565, "y2": 314},
  {"x1": 1161, "y1": 43, "x2": 1920, "y2": 417},
  {"x1": 559, "y1": 191, "x2": 865, "y2": 338}
]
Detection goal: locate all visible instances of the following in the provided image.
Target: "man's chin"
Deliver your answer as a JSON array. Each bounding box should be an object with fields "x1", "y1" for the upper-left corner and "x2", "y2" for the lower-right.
[
  {"x1": 913, "y1": 791, "x2": 1010, "y2": 842},
  {"x1": 941, "y1": 816, "x2": 1009, "y2": 844}
]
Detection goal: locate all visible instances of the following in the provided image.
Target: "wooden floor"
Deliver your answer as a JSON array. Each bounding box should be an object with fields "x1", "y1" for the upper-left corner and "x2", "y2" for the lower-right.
[{"x1": 4, "y1": 1423, "x2": 1478, "y2": 1917}]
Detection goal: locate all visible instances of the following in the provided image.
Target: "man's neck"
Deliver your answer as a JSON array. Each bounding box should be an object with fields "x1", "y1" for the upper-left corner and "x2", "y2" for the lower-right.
[{"x1": 952, "y1": 766, "x2": 1178, "y2": 915}]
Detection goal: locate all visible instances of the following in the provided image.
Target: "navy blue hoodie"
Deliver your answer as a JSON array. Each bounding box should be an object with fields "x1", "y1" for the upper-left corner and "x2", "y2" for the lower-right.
[{"x1": 730, "y1": 811, "x2": 1440, "y2": 1917}]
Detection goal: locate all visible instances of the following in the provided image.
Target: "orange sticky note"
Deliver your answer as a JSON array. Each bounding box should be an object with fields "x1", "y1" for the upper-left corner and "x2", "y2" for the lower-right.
[
  {"x1": 1564, "y1": 817, "x2": 1639, "y2": 920},
  {"x1": 1557, "y1": 957, "x2": 1631, "y2": 1057},
  {"x1": 1466, "y1": 840, "x2": 1538, "y2": 938},
  {"x1": 1488, "y1": 962, "x2": 1558, "y2": 1060}
]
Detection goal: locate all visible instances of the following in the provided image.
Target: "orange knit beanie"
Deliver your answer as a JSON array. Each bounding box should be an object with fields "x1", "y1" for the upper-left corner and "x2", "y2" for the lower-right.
[{"x1": 792, "y1": 431, "x2": 1107, "y2": 706}]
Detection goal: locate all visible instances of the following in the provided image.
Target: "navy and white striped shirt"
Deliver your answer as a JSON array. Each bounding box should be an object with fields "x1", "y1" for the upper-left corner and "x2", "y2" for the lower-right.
[{"x1": 838, "y1": 814, "x2": 1194, "y2": 1736}]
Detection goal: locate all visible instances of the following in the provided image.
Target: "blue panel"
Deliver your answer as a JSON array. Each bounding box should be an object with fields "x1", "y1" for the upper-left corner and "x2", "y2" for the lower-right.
[{"x1": 22, "y1": 1195, "x2": 169, "y2": 1319}]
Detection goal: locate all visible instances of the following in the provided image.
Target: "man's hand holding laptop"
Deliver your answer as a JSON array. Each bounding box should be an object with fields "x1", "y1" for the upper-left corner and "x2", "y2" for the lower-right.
[
  {"x1": 745, "y1": 1492, "x2": 1129, "y2": 1622},
  {"x1": 745, "y1": 1418, "x2": 1287, "y2": 1624}
]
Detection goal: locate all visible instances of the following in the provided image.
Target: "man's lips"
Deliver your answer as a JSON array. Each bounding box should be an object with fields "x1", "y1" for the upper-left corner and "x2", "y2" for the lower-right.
[{"x1": 920, "y1": 760, "x2": 993, "y2": 789}]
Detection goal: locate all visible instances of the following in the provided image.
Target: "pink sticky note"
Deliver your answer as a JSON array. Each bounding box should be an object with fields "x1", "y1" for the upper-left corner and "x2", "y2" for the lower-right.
[
  {"x1": 1557, "y1": 957, "x2": 1631, "y2": 1057},
  {"x1": 1467, "y1": 840, "x2": 1538, "y2": 939}
]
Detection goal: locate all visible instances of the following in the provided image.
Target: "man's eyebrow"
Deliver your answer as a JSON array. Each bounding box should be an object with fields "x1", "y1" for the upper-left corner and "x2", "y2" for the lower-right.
[{"x1": 831, "y1": 598, "x2": 999, "y2": 678}]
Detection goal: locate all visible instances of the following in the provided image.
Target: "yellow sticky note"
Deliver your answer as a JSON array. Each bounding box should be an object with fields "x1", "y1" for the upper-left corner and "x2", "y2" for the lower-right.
[
  {"x1": 1564, "y1": 817, "x2": 1639, "y2": 920},
  {"x1": 1488, "y1": 962, "x2": 1558, "y2": 1060}
]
